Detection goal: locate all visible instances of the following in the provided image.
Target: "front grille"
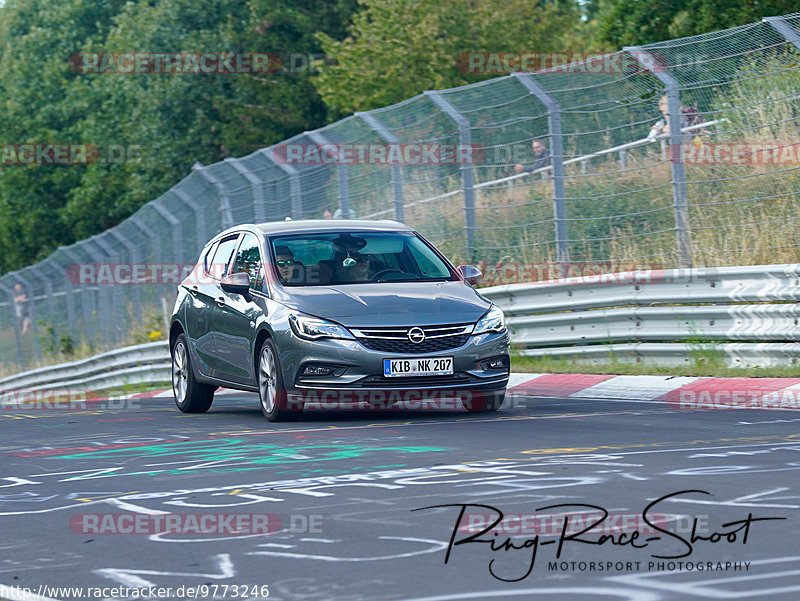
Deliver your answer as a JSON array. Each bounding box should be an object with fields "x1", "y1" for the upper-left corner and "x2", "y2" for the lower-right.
[{"x1": 353, "y1": 324, "x2": 472, "y2": 354}]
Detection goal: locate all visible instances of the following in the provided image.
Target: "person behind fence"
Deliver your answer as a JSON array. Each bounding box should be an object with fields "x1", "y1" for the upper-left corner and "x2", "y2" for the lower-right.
[
  {"x1": 513, "y1": 139, "x2": 551, "y2": 174},
  {"x1": 647, "y1": 95, "x2": 705, "y2": 149},
  {"x1": 12, "y1": 283, "x2": 31, "y2": 335}
]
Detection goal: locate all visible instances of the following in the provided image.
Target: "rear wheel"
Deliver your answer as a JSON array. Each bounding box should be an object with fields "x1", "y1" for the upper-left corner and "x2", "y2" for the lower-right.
[
  {"x1": 172, "y1": 334, "x2": 214, "y2": 413},
  {"x1": 258, "y1": 338, "x2": 301, "y2": 422},
  {"x1": 463, "y1": 389, "x2": 505, "y2": 412}
]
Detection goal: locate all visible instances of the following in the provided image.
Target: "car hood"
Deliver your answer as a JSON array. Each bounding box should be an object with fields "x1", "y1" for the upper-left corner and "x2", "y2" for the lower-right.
[{"x1": 272, "y1": 281, "x2": 490, "y2": 327}]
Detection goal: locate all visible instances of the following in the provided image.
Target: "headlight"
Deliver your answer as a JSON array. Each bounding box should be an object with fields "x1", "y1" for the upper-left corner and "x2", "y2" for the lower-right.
[
  {"x1": 289, "y1": 313, "x2": 354, "y2": 340},
  {"x1": 472, "y1": 305, "x2": 506, "y2": 335}
]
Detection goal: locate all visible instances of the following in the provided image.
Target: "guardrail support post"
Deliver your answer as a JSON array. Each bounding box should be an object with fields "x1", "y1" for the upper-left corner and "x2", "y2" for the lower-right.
[
  {"x1": 626, "y1": 46, "x2": 693, "y2": 269},
  {"x1": 512, "y1": 73, "x2": 570, "y2": 270},
  {"x1": 357, "y1": 112, "x2": 405, "y2": 223},
  {"x1": 306, "y1": 130, "x2": 352, "y2": 219},
  {"x1": 423, "y1": 92, "x2": 477, "y2": 261}
]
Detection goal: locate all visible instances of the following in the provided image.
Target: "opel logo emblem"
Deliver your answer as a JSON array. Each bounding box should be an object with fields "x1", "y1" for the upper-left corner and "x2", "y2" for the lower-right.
[{"x1": 408, "y1": 327, "x2": 426, "y2": 344}]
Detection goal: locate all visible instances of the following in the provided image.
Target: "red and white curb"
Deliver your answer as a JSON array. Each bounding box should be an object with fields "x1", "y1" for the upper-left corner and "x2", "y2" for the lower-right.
[
  {"x1": 134, "y1": 373, "x2": 800, "y2": 410},
  {"x1": 507, "y1": 373, "x2": 800, "y2": 410}
]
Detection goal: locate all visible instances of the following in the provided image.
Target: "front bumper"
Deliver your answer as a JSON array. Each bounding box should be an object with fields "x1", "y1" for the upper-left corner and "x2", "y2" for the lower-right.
[{"x1": 275, "y1": 328, "x2": 510, "y2": 396}]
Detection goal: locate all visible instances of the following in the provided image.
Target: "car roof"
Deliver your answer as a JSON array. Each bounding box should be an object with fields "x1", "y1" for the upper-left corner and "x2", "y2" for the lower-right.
[{"x1": 253, "y1": 219, "x2": 413, "y2": 235}]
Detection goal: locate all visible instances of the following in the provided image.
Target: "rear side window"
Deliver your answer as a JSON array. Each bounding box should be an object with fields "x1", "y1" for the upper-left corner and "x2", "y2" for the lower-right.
[{"x1": 209, "y1": 235, "x2": 240, "y2": 280}]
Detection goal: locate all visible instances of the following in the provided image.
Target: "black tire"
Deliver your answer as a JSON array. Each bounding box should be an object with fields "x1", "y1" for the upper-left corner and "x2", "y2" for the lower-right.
[
  {"x1": 172, "y1": 334, "x2": 214, "y2": 413},
  {"x1": 257, "y1": 338, "x2": 302, "y2": 422},
  {"x1": 463, "y1": 389, "x2": 505, "y2": 412}
]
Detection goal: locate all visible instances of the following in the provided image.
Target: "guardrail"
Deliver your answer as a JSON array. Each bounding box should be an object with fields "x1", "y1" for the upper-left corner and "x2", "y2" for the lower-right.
[
  {"x1": 480, "y1": 263, "x2": 800, "y2": 367},
  {"x1": 0, "y1": 341, "x2": 170, "y2": 395},
  {"x1": 1, "y1": 262, "x2": 799, "y2": 394}
]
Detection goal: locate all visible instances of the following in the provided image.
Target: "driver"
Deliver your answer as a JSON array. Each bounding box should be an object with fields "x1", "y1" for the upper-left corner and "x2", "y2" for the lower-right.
[
  {"x1": 340, "y1": 252, "x2": 372, "y2": 282},
  {"x1": 331, "y1": 234, "x2": 372, "y2": 283}
]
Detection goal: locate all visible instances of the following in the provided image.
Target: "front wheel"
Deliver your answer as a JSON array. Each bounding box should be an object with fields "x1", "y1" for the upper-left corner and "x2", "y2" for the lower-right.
[
  {"x1": 463, "y1": 390, "x2": 505, "y2": 413},
  {"x1": 258, "y1": 338, "x2": 301, "y2": 422},
  {"x1": 172, "y1": 334, "x2": 214, "y2": 413}
]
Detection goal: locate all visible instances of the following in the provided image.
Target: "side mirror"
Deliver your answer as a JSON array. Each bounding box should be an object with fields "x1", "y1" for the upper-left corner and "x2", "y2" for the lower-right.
[
  {"x1": 457, "y1": 265, "x2": 482, "y2": 286},
  {"x1": 220, "y1": 272, "x2": 252, "y2": 297}
]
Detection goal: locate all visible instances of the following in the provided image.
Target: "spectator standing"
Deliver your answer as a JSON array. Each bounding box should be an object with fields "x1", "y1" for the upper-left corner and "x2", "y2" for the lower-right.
[
  {"x1": 12, "y1": 283, "x2": 31, "y2": 335},
  {"x1": 513, "y1": 139, "x2": 551, "y2": 174}
]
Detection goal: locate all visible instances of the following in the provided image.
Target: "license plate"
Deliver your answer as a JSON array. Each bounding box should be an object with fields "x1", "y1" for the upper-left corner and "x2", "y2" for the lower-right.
[{"x1": 383, "y1": 357, "x2": 454, "y2": 377}]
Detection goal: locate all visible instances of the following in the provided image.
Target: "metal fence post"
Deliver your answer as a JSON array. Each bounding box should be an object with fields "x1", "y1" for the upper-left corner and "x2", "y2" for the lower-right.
[
  {"x1": 107, "y1": 228, "x2": 143, "y2": 324},
  {"x1": 91, "y1": 233, "x2": 129, "y2": 345},
  {"x1": 29, "y1": 264, "x2": 58, "y2": 351},
  {"x1": 226, "y1": 160, "x2": 266, "y2": 223},
  {"x1": 80, "y1": 238, "x2": 116, "y2": 346},
  {"x1": 260, "y1": 148, "x2": 303, "y2": 219},
  {"x1": 512, "y1": 73, "x2": 570, "y2": 268},
  {"x1": 61, "y1": 246, "x2": 97, "y2": 346},
  {"x1": 173, "y1": 188, "x2": 208, "y2": 250},
  {"x1": 357, "y1": 112, "x2": 405, "y2": 223},
  {"x1": 47, "y1": 253, "x2": 78, "y2": 342},
  {"x1": 626, "y1": 46, "x2": 693, "y2": 268},
  {"x1": 763, "y1": 15, "x2": 800, "y2": 50},
  {"x1": 150, "y1": 201, "x2": 183, "y2": 262},
  {"x1": 306, "y1": 131, "x2": 352, "y2": 219},
  {"x1": 196, "y1": 168, "x2": 235, "y2": 228},
  {"x1": 0, "y1": 280, "x2": 25, "y2": 369},
  {"x1": 423, "y1": 91, "x2": 476, "y2": 260}
]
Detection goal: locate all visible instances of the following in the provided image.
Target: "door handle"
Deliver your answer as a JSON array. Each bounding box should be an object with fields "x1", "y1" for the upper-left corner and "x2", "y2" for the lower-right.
[{"x1": 216, "y1": 297, "x2": 226, "y2": 307}]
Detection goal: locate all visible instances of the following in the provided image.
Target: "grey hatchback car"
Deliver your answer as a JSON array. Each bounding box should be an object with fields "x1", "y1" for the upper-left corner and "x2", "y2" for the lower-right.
[{"x1": 169, "y1": 220, "x2": 510, "y2": 421}]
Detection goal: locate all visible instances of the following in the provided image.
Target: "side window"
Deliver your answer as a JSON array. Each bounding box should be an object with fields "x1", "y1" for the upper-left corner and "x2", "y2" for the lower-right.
[
  {"x1": 203, "y1": 242, "x2": 219, "y2": 275},
  {"x1": 231, "y1": 233, "x2": 264, "y2": 290},
  {"x1": 210, "y1": 235, "x2": 240, "y2": 280}
]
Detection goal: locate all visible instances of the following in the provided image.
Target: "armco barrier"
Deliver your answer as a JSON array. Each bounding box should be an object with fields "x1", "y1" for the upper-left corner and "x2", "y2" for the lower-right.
[
  {"x1": 480, "y1": 263, "x2": 800, "y2": 367},
  {"x1": 0, "y1": 341, "x2": 170, "y2": 395},
  {"x1": 2, "y1": 263, "x2": 800, "y2": 393}
]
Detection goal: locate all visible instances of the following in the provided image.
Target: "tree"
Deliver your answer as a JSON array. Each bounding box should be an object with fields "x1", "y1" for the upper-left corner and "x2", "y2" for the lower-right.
[
  {"x1": 0, "y1": 0, "x2": 128, "y2": 272},
  {"x1": 313, "y1": 0, "x2": 580, "y2": 115},
  {"x1": 595, "y1": 0, "x2": 800, "y2": 47}
]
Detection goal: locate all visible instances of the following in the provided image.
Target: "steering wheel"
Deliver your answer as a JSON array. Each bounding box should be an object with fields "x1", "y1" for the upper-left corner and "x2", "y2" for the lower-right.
[{"x1": 370, "y1": 268, "x2": 405, "y2": 280}]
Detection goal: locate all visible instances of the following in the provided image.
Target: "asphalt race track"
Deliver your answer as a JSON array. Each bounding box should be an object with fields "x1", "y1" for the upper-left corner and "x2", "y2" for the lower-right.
[{"x1": 2, "y1": 388, "x2": 800, "y2": 601}]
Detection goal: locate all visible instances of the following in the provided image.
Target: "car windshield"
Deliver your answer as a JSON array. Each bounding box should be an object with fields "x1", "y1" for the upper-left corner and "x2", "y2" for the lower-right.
[{"x1": 269, "y1": 231, "x2": 457, "y2": 286}]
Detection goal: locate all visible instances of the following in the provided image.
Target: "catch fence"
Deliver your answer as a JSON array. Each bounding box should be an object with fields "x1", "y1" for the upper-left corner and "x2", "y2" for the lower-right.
[{"x1": 2, "y1": 13, "x2": 800, "y2": 371}]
